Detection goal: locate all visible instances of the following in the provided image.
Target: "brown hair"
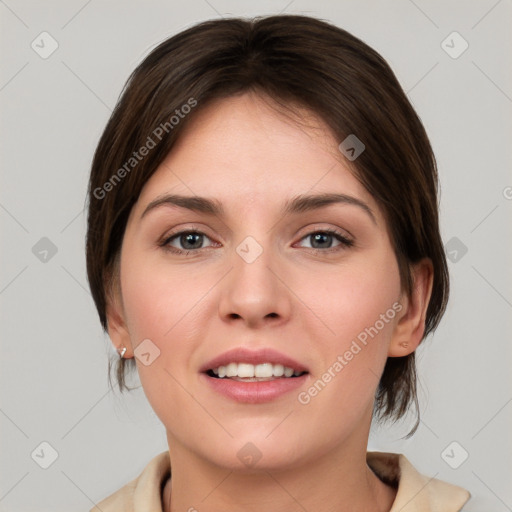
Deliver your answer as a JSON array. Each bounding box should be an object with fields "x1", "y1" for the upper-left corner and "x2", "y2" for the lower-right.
[{"x1": 86, "y1": 14, "x2": 448, "y2": 437}]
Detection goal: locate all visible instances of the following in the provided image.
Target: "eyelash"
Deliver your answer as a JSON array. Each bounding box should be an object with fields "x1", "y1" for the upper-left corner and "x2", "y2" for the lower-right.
[{"x1": 159, "y1": 228, "x2": 354, "y2": 256}]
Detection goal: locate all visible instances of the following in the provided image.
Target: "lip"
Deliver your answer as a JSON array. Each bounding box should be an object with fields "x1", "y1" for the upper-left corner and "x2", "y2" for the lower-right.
[
  {"x1": 199, "y1": 347, "x2": 309, "y2": 374},
  {"x1": 200, "y1": 372, "x2": 309, "y2": 404}
]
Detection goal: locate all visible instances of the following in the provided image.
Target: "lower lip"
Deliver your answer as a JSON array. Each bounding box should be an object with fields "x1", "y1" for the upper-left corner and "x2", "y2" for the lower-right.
[{"x1": 200, "y1": 373, "x2": 309, "y2": 403}]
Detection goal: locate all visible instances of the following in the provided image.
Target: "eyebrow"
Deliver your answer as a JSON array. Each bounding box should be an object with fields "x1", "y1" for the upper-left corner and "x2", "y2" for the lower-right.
[{"x1": 140, "y1": 192, "x2": 376, "y2": 224}]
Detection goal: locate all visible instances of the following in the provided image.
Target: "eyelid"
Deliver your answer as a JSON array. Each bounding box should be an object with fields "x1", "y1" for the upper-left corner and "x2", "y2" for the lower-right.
[
  {"x1": 159, "y1": 222, "x2": 352, "y2": 243},
  {"x1": 295, "y1": 223, "x2": 354, "y2": 241},
  {"x1": 159, "y1": 223, "x2": 216, "y2": 242}
]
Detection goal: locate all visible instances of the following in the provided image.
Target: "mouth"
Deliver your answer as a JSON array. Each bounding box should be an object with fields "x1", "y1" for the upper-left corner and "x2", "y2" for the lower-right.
[{"x1": 200, "y1": 348, "x2": 310, "y2": 403}]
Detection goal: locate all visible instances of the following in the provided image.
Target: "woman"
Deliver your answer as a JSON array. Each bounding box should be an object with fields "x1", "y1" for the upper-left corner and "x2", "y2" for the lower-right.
[{"x1": 86, "y1": 14, "x2": 471, "y2": 511}]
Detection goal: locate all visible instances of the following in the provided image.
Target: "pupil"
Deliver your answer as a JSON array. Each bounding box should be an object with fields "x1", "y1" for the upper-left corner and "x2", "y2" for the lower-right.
[
  {"x1": 182, "y1": 233, "x2": 203, "y2": 250},
  {"x1": 312, "y1": 232, "x2": 331, "y2": 249}
]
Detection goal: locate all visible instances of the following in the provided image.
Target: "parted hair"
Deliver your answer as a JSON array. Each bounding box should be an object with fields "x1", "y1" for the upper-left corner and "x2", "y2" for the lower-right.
[{"x1": 86, "y1": 14, "x2": 449, "y2": 438}]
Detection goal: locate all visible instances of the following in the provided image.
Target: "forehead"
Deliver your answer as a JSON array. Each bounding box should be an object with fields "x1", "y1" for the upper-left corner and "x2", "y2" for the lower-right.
[{"x1": 132, "y1": 92, "x2": 382, "y2": 223}]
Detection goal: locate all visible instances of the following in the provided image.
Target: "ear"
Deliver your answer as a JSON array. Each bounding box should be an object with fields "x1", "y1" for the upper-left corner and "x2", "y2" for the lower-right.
[
  {"x1": 388, "y1": 258, "x2": 434, "y2": 357},
  {"x1": 105, "y1": 279, "x2": 133, "y2": 359}
]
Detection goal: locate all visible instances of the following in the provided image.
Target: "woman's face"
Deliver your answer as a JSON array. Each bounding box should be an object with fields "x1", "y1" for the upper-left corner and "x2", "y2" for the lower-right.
[{"x1": 113, "y1": 92, "x2": 407, "y2": 470}]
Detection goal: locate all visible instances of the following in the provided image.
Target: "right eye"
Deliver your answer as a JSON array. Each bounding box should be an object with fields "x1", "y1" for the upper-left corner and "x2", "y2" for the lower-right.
[{"x1": 161, "y1": 230, "x2": 218, "y2": 254}]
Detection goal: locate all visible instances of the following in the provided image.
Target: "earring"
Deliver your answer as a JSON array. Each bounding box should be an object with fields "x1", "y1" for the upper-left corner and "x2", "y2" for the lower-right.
[{"x1": 118, "y1": 346, "x2": 127, "y2": 358}]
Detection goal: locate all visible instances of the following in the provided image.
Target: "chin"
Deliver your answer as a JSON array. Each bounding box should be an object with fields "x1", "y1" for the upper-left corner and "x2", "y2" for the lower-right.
[{"x1": 196, "y1": 434, "x2": 311, "y2": 473}]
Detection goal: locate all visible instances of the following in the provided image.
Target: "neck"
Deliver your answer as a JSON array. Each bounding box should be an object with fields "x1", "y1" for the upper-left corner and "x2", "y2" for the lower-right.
[{"x1": 162, "y1": 424, "x2": 396, "y2": 512}]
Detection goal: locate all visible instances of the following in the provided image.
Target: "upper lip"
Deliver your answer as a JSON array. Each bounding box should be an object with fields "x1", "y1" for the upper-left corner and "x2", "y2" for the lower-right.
[{"x1": 200, "y1": 347, "x2": 309, "y2": 373}]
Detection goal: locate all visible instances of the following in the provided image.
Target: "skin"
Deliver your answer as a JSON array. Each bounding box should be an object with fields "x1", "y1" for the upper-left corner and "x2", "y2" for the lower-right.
[{"x1": 107, "y1": 91, "x2": 433, "y2": 512}]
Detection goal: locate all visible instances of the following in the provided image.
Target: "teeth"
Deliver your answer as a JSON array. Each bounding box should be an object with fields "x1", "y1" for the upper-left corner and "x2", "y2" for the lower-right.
[
  {"x1": 226, "y1": 362, "x2": 238, "y2": 377},
  {"x1": 254, "y1": 363, "x2": 273, "y2": 378},
  {"x1": 210, "y1": 363, "x2": 304, "y2": 379},
  {"x1": 238, "y1": 363, "x2": 254, "y2": 378},
  {"x1": 273, "y1": 364, "x2": 284, "y2": 377}
]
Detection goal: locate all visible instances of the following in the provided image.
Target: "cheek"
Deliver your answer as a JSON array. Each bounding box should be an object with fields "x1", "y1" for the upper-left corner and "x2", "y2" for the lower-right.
[
  {"x1": 120, "y1": 248, "x2": 206, "y2": 341},
  {"x1": 292, "y1": 246, "x2": 402, "y2": 407},
  {"x1": 119, "y1": 248, "x2": 218, "y2": 399},
  {"x1": 291, "y1": 260, "x2": 402, "y2": 436},
  {"x1": 118, "y1": 251, "x2": 209, "y2": 423},
  {"x1": 300, "y1": 249, "x2": 401, "y2": 342}
]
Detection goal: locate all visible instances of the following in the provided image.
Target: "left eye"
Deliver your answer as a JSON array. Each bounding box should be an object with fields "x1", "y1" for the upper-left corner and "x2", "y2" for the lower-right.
[{"x1": 296, "y1": 230, "x2": 353, "y2": 250}]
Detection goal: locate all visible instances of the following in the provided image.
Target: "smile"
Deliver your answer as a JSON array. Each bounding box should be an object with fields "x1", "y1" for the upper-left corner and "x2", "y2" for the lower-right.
[{"x1": 208, "y1": 362, "x2": 306, "y2": 380}]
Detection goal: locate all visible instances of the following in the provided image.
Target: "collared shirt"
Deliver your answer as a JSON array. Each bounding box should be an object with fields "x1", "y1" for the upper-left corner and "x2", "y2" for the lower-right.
[{"x1": 90, "y1": 450, "x2": 471, "y2": 511}]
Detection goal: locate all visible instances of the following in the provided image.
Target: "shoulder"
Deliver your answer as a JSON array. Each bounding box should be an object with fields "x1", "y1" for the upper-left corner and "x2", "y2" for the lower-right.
[
  {"x1": 89, "y1": 451, "x2": 171, "y2": 512},
  {"x1": 367, "y1": 451, "x2": 471, "y2": 512}
]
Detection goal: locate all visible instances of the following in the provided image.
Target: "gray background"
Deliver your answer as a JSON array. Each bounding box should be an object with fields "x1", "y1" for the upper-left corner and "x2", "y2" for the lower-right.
[{"x1": 1, "y1": 0, "x2": 511, "y2": 510}]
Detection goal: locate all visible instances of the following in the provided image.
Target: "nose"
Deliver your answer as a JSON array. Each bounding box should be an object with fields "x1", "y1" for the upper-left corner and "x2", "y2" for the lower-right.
[{"x1": 217, "y1": 239, "x2": 292, "y2": 329}]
